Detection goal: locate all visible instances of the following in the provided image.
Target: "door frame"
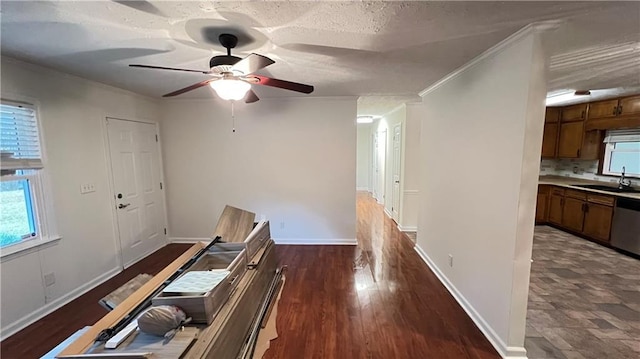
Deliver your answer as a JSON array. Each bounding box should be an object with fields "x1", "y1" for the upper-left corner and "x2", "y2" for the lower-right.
[
  {"x1": 391, "y1": 123, "x2": 402, "y2": 223},
  {"x1": 102, "y1": 116, "x2": 169, "y2": 269}
]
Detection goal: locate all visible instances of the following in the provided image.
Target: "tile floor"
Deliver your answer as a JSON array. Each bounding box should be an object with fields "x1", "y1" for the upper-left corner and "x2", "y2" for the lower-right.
[{"x1": 526, "y1": 226, "x2": 640, "y2": 359}]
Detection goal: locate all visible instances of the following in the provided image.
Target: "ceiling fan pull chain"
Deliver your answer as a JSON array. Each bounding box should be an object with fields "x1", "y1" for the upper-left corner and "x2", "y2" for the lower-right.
[{"x1": 231, "y1": 101, "x2": 236, "y2": 133}]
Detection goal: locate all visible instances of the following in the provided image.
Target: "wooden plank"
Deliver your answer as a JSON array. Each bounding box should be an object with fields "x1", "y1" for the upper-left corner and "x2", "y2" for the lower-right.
[
  {"x1": 213, "y1": 205, "x2": 256, "y2": 244},
  {"x1": 57, "y1": 243, "x2": 204, "y2": 357},
  {"x1": 88, "y1": 327, "x2": 199, "y2": 359},
  {"x1": 100, "y1": 274, "x2": 153, "y2": 311}
]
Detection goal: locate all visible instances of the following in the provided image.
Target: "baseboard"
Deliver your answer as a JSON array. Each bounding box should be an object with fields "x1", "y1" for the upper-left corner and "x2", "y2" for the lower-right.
[
  {"x1": 1, "y1": 267, "x2": 121, "y2": 340},
  {"x1": 413, "y1": 245, "x2": 528, "y2": 359},
  {"x1": 398, "y1": 225, "x2": 417, "y2": 232},
  {"x1": 383, "y1": 207, "x2": 393, "y2": 219},
  {"x1": 274, "y1": 238, "x2": 357, "y2": 245},
  {"x1": 169, "y1": 237, "x2": 211, "y2": 243}
]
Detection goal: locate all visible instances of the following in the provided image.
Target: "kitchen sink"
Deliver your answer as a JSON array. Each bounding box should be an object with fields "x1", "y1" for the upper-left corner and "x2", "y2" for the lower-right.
[{"x1": 573, "y1": 184, "x2": 640, "y2": 193}]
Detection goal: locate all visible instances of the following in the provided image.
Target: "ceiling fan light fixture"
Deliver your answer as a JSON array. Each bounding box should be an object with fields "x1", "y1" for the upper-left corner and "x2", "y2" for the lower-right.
[{"x1": 210, "y1": 79, "x2": 251, "y2": 101}]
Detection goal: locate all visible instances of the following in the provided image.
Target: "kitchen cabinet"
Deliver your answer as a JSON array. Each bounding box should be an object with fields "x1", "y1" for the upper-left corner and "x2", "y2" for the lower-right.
[
  {"x1": 589, "y1": 95, "x2": 640, "y2": 120},
  {"x1": 562, "y1": 197, "x2": 586, "y2": 232},
  {"x1": 542, "y1": 108, "x2": 560, "y2": 158},
  {"x1": 548, "y1": 188, "x2": 564, "y2": 225},
  {"x1": 541, "y1": 124, "x2": 559, "y2": 158},
  {"x1": 586, "y1": 95, "x2": 640, "y2": 130},
  {"x1": 618, "y1": 95, "x2": 640, "y2": 117},
  {"x1": 588, "y1": 99, "x2": 619, "y2": 120},
  {"x1": 536, "y1": 186, "x2": 549, "y2": 223},
  {"x1": 583, "y1": 193, "x2": 615, "y2": 242},
  {"x1": 540, "y1": 186, "x2": 616, "y2": 245},
  {"x1": 545, "y1": 107, "x2": 560, "y2": 123},
  {"x1": 583, "y1": 203, "x2": 614, "y2": 243},
  {"x1": 557, "y1": 121, "x2": 584, "y2": 158},
  {"x1": 561, "y1": 103, "x2": 588, "y2": 122}
]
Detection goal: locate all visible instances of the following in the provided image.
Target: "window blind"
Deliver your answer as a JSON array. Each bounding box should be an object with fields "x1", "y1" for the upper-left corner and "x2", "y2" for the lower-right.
[
  {"x1": 0, "y1": 101, "x2": 43, "y2": 172},
  {"x1": 603, "y1": 129, "x2": 640, "y2": 143}
]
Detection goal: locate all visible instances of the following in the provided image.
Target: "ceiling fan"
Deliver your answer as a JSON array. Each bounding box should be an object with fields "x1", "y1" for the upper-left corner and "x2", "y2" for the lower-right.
[{"x1": 129, "y1": 33, "x2": 314, "y2": 103}]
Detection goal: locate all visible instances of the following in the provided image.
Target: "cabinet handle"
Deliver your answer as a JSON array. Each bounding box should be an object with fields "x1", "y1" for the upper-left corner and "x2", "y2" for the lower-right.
[
  {"x1": 577, "y1": 149, "x2": 581, "y2": 157},
  {"x1": 618, "y1": 105, "x2": 623, "y2": 115},
  {"x1": 581, "y1": 110, "x2": 585, "y2": 119},
  {"x1": 613, "y1": 106, "x2": 618, "y2": 115}
]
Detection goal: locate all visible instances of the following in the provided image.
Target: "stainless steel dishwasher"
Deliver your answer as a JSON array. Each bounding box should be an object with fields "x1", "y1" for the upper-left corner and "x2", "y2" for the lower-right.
[{"x1": 611, "y1": 197, "x2": 640, "y2": 256}]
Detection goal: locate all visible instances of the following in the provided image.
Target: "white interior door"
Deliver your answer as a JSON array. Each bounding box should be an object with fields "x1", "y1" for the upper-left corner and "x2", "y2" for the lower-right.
[
  {"x1": 391, "y1": 124, "x2": 402, "y2": 222},
  {"x1": 377, "y1": 129, "x2": 387, "y2": 204},
  {"x1": 372, "y1": 133, "x2": 379, "y2": 200},
  {"x1": 107, "y1": 118, "x2": 167, "y2": 268}
]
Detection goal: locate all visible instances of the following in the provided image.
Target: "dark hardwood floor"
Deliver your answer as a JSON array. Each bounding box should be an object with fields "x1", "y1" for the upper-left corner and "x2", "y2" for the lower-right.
[
  {"x1": 1, "y1": 192, "x2": 498, "y2": 358},
  {"x1": 263, "y1": 192, "x2": 499, "y2": 358}
]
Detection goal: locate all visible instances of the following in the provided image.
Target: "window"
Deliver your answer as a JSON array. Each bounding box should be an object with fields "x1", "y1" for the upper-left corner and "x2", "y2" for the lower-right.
[
  {"x1": 1, "y1": 100, "x2": 56, "y2": 255},
  {"x1": 602, "y1": 129, "x2": 640, "y2": 178}
]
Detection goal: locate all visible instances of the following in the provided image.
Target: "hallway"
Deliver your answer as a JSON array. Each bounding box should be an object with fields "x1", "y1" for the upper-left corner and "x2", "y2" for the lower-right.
[{"x1": 264, "y1": 191, "x2": 499, "y2": 358}]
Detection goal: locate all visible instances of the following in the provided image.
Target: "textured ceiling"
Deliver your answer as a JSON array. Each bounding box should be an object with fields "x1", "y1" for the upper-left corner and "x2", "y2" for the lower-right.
[{"x1": 1, "y1": 1, "x2": 639, "y2": 116}]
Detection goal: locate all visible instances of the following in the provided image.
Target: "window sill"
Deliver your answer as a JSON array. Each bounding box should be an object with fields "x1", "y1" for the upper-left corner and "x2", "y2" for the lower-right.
[{"x1": 0, "y1": 235, "x2": 62, "y2": 261}]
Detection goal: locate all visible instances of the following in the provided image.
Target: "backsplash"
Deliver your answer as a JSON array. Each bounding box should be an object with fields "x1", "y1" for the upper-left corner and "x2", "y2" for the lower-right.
[{"x1": 539, "y1": 159, "x2": 620, "y2": 184}]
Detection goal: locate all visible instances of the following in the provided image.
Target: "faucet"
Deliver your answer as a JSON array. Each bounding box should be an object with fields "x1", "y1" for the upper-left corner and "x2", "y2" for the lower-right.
[{"x1": 619, "y1": 166, "x2": 632, "y2": 189}]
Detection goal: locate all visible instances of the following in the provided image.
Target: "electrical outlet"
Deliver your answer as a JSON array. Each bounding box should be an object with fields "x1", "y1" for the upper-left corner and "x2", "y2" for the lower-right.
[
  {"x1": 80, "y1": 183, "x2": 96, "y2": 194},
  {"x1": 44, "y1": 272, "x2": 56, "y2": 286},
  {"x1": 448, "y1": 254, "x2": 454, "y2": 267}
]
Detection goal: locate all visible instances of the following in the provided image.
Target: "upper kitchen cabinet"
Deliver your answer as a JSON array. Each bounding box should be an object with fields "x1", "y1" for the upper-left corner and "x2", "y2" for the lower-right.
[
  {"x1": 561, "y1": 103, "x2": 588, "y2": 122},
  {"x1": 542, "y1": 108, "x2": 560, "y2": 158},
  {"x1": 586, "y1": 94, "x2": 640, "y2": 130},
  {"x1": 588, "y1": 99, "x2": 620, "y2": 120},
  {"x1": 618, "y1": 95, "x2": 640, "y2": 117},
  {"x1": 557, "y1": 121, "x2": 584, "y2": 158}
]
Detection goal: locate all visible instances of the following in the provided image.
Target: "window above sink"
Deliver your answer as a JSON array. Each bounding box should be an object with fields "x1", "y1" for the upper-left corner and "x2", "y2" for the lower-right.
[{"x1": 602, "y1": 129, "x2": 640, "y2": 178}]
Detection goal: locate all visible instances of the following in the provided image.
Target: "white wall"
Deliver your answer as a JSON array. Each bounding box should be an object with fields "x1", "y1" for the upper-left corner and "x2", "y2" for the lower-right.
[
  {"x1": 415, "y1": 28, "x2": 547, "y2": 358},
  {"x1": 159, "y1": 97, "x2": 357, "y2": 244},
  {"x1": 356, "y1": 123, "x2": 371, "y2": 190},
  {"x1": 0, "y1": 57, "x2": 161, "y2": 337}
]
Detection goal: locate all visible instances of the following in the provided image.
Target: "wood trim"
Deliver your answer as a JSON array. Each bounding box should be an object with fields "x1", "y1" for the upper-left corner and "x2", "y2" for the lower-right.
[
  {"x1": 587, "y1": 193, "x2": 615, "y2": 206},
  {"x1": 57, "y1": 243, "x2": 204, "y2": 357},
  {"x1": 585, "y1": 116, "x2": 640, "y2": 131}
]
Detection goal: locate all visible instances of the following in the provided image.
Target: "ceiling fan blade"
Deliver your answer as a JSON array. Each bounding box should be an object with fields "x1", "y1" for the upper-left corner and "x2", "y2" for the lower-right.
[
  {"x1": 249, "y1": 75, "x2": 314, "y2": 94},
  {"x1": 162, "y1": 79, "x2": 214, "y2": 97},
  {"x1": 130, "y1": 64, "x2": 211, "y2": 74},
  {"x1": 245, "y1": 89, "x2": 260, "y2": 104},
  {"x1": 231, "y1": 53, "x2": 275, "y2": 75},
  {"x1": 112, "y1": 1, "x2": 167, "y2": 17}
]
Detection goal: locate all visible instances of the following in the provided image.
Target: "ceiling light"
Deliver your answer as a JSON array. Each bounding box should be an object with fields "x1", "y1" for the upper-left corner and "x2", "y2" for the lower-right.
[
  {"x1": 545, "y1": 89, "x2": 590, "y2": 106},
  {"x1": 209, "y1": 79, "x2": 251, "y2": 101},
  {"x1": 357, "y1": 116, "x2": 374, "y2": 124}
]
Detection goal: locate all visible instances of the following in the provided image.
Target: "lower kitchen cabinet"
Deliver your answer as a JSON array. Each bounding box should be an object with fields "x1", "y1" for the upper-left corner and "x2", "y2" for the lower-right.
[
  {"x1": 548, "y1": 190, "x2": 564, "y2": 225},
  {"x1": 583, "y1": 202, "x2": 614, "y2": 243},
  {"x1": 536, "y1": 186, "x2": 549, "y2": 223},
  {"x1": 562, "y1": 197, "x2": 586, "y2": 232},
  {"x1": 537, "y1": 185, "x2": 617, "y2": 245}
]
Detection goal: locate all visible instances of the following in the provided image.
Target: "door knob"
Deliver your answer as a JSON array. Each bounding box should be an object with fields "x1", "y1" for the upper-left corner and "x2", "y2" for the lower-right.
[{"x1": 118, "y1": 203, "x2": 131, "y2": 209}]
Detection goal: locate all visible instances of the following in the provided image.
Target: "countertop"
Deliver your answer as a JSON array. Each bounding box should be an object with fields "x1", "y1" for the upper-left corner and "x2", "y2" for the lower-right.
[{"x1": 539, "y1": 175, "x2": 640, "y2": 200}]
